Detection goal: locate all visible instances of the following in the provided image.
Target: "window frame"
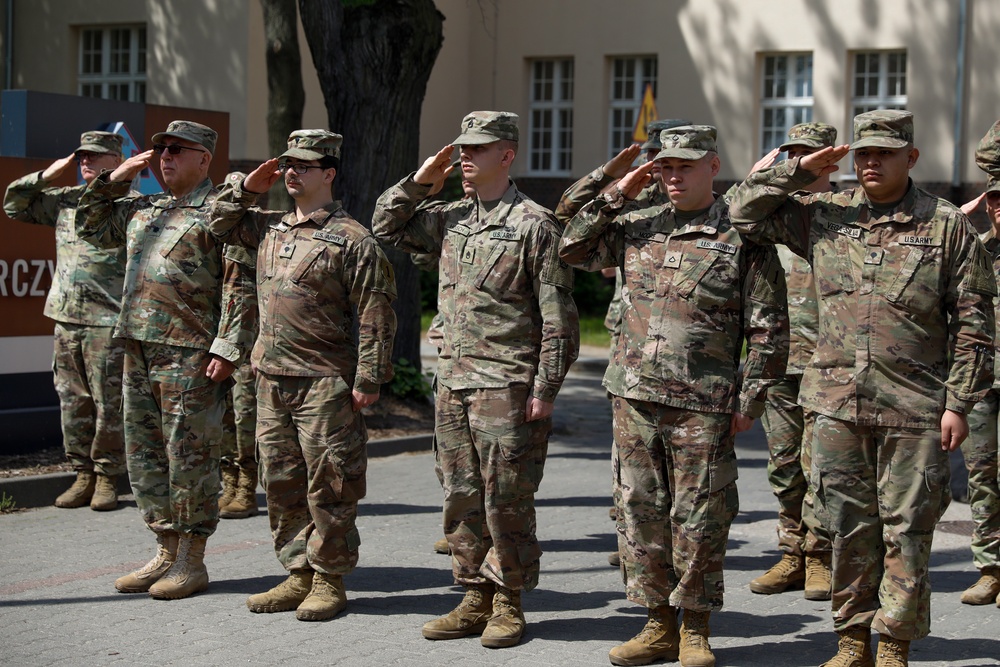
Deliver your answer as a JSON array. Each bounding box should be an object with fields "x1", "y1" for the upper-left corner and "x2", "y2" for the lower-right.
[
  {"x1": 850, "y1": 50, "x2": 907, "y2": 118},
  {"x1": 526, "y1": 58, "x2": 575, "y2": 177},
  {"x1": 77, "y1": 25, "x2": 147, "y2": 103},
  {"x1": 759, "y1": 52, "x2": 814, "y2": 155},
  {"x1": 608, "y1": 55, "x2": 657, "y2": 160}
]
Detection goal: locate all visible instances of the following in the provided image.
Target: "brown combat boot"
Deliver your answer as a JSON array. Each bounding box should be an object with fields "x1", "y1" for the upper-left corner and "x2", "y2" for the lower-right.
[
  {"x1": 295, "y1": 572, "x2": 347, "y2": 621},
  {"x1": 55, "y1": 471, "x2": 95, "y2": 508},
  {"x1": 115, "y1": 532, "x2": 178, "y2": 593},
  {"x1": 805, "y1": 552, "x2": 832, "y2": 601},
  {"x1": 433, "y1": 537, "x2": 450, "y2": 554},
  {"x1": 90, "y1": 474, "x2": 118, "y2": 511},
  {"x1": 220, "y1": 467, "x2": 258, "y2": 519},
  {"x1": 820, "y1": 628, "x2": 874, "y2": 667},
  {"x1": 609, "y1": 551, "x2": 621, "y2": 567},
  {"x1": 481, "y1": 586, "x2": 525, "y2": 648},
  {"x1": 219, "y1": 463, "x2": 239, "y2": 510},
  {"x1": 874, "y1": 635, "x2": 909, "y2": 667},
  {"x1": 422, "y1": 583, "x2": 494, "y2": 639},
  {"x1": 609, "y1": 605, "x2": 680, "y2": 666},
  {"x1": 679, "y1": 610, "x2": 715, "y2": 667},
  {"x1": 960, "y1": 567, "x2": 1000, "y2": 605},
  {"x1": 247, "y1": 570, "x2": 314, "y2": 613},
  {"x1": 749, "y1": 553, "x2": 805, "y2": 594},
  {"x1": 149, "y1": 534, "x2": 209, "y2": 600}
]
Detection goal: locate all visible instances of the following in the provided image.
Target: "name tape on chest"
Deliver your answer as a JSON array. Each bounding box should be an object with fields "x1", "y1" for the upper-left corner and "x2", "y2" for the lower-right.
[
  {"x1": 899, "y1": 235, "x2": 939, "y2": 247},
  {"x1": 823, "y1": 221, "x2": 862, "y2": 239},
  {"x1": 313, "y1": 230, "x2": 347, "y2": 246},
  {"x1": 696, "y1": 239, "x2": 737, "y2": 254},
  {"x1": 627, "y1": 230, "x2": 666, "y2": 243},
  {"x1": 489, "y1": 228, "x2": 521, "y2": 241}
]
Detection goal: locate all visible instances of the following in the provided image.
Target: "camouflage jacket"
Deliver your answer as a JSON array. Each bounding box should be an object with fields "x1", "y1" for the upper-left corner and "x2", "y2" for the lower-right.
[
  {"x1": 373, "y1": 176, "x2": 579, "y2": 402},
  {"x1": 980, "y1": 228, "x2": 1000, "y2": 390},
  {"x1": 730, "y1": 159, "x2": 997, "y2": 427},
  {"x1": 210, "y1": 183, "x2": 397, "y2": 391},
  {"x1": 559, "y1": 190, "x2": 789, "y2": 418},
  {"x1": 4, "y1": 171, "x2": 125, "y2": 326},
  {"x1": 76, "y1": 176, "x2": 243, "y2": 363},
  {"x1": 777, "y1": 244, "x2": 818, "y2": 375}
]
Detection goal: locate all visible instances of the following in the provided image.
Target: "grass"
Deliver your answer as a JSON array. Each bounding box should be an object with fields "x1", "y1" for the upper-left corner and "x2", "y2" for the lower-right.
[
  {"x1": 420, "y1": 312, "x2": 612, "y2": 350},
  {"x1": 0, "y1": 492, "x2": 16, "y2": 513}
]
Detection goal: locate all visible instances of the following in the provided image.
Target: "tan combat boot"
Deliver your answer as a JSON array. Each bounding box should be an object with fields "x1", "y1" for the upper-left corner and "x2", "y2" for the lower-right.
[
  {"x1": 820, "y1": 627, "x2": 874, "y2": 667},
  {"x1": 609, "y1": 605, "x2": 679, "y2": 666},
  {"x1": 679, "y1": 610, "x2": 715, "y2": 667},
  {"x1": 219, "y1": 463, "x2": 239, "y2": 510},
  {"x1": 247, "y1": 570, "x2": 314, "y2": 613},
  {"x1": 481, "y1": 586, "x2": 525, "y2": 648},
  {"x1": 115, "y1": 532, "x2": 179, "y2": 593},
  {"x1": 805, "y1": 552, "x2": 832, "y2": 601},
  {"x1": 55, "y1": 471, "x2": 96, "y2": 508},
  {"x1": 874, "y1": 634, "x2": 909, "y2": 667},
  {"x1": 433, "y1": 537, "x2": 450, "y2": 554},
  {"x1": 609, "y1": 551, "x2": 621, "y2": 567},
  {"x1": 149, "y1": 534, "x2": 209, "y2": 600},
  {"x1": 90, "y1": 474, "x2": 118, "y2": 511},
  {"x1": 750, "y1": 552, "x2": 804, "y2": 594},
  {"x1": 295, "y1": 572, "x2": 347, "y2": 621},
  {"x1": 960, "y1": 567, "x2": 1000, "y2": 605},
  {"x1": 422, "y1": 583, "x2": 494, "y2": 639},
  {"x1": 220, "y1": 467, "x2": 258, "y2": 519}
]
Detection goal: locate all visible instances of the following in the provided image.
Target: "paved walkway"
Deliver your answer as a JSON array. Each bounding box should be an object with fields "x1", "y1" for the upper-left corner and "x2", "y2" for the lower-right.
[{"x1": 1, "y1": 362, "x2": 998, "y2": 666}]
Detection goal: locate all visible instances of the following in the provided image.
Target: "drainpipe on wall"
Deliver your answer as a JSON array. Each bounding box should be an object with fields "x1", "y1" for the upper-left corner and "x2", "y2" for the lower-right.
[
  {"x1": 951, "y1": 0, "x2": 968, "y2": 204},
  {"x1": 5, "y1": 0, "x2": 13, "y2": 90}
]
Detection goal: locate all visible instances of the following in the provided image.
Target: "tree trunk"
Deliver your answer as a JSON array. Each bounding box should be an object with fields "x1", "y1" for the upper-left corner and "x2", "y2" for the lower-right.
[
  {"x1": 260, "y1": 0, "x2": 305, "y2": 212},
  {"x1": 297, "y1": 0, "x2": 444, "y2": 373}
]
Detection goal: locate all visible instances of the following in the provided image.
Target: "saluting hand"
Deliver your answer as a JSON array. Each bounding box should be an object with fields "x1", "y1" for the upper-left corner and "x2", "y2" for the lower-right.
[
  {"x1": 109, "y1": 149, "x2": 154, "y2": 183},
  {"x1": 798, "y1": 144, "x2": 850, "y2": 178},
  {"x1": 749, "y1": 148, "x2": 780, "y2": 177},
  {"x1": 41, "y1": 154, "x2": 77, "y2": 182},
  {"x1": 243, "y1": 158, "x2": 282, "y2": 194},
  {"x1": 415, "y1": 145, "x2": 456, "y2": 197},
  {"x1": 616, "y1": 161, "x2": 656, "y2": 200},
  {"x1": 604, "y1": 144, "x2": 642, "y2": 179},
  {"x1": 961, "y1": 192, "x2": 986, "y2": 217}
]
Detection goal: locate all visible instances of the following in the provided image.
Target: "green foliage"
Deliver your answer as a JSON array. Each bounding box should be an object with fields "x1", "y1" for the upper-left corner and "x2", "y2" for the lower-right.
[
  {"x1": 572, "y1": 268, "x2": 614, "y2": 317},
  {"x1": 0, "y1": 492, "x2": 16, "y2": 513},
  {"x1": 579, "y1": 315, "x2": 613, "y2": 348},
  {"x1": 388, "y1": 357, "x2": 433, "y2": 400},
  {"x1": 419, "y1": 267, "x2": 439, "y2": 311}
]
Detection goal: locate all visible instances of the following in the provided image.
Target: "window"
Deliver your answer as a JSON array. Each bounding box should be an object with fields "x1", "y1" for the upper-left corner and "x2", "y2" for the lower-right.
[
  {"x1": 528, "y1": 59, "x2": 574, "y2": 175},
  {"x1": 851, "y1": 51, "x2": 907, "y2": 117},
  {"x1": 78, "y1": 26, "x2": 147, "y2": 102},
  {"x1": 609, "y1": 56, "x2": 657, "y2": 159},
  {"x1": 760, "y1": 53, "x2": 813, "y2": 154}
]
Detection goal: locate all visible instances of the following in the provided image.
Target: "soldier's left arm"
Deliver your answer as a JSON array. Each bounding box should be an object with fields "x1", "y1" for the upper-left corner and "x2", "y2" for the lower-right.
[
  {"x1": 737, "y1": 242, "x2": 790, "y2": 418},
  {"x1": 349, "y1": 235, "x2": 398, "y2": 396},
  {"x1": 211, "y1": 244, "x2": 258, "y2": 368},
  {"x1": 531, "y1": 219, "x2": 581, "y2": 403}
]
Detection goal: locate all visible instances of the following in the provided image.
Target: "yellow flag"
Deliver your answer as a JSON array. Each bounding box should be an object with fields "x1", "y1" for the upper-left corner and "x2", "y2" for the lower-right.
[{"x1": 632, "y1": 84, "x2": 658, "y2": 143}]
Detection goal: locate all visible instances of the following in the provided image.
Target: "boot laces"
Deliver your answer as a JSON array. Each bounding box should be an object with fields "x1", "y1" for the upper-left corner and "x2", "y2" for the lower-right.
[
  {"x1": 878, "y1": 638, "x2": 905, "y2": 663},
  {"x1": 807, "y1": 557, "x2": 829, "y2": 578},
  {"x1": 635, "y1": 617, "x2": 666, "y2": 643},
  {"x1": 161, "y1": 540, "x2": 192, "y2": 582},
  {"x1": 771, "y1": 554, "x2": 801, "y2": 576}
]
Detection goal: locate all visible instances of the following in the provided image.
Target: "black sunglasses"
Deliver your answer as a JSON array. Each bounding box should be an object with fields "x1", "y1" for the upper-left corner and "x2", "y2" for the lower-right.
[
  {"x1": 153, "y1": 143, "x2": 206, "y2": 155},
  {"x1": 277, "y1": 162, "x2": 324, "y2": 175}
]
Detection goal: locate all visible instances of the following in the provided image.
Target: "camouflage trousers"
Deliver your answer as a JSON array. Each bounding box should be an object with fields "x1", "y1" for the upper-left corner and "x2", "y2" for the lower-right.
[
  {"x1": 52, "y1": 322, "x2": 126, "y2": 476},
  {"x1": 436, "y1": 383, "x2": 549, "y2": 591},
  {"x1": 221, "y1": 362, "x2": 257, "y2": 470},
  {"x1": 812, "y1": 414, "x2": 950, "y2": 641},
  {"x1": 256, "y1": 372, "x2": 367, "y2": 576},
  {"x1": 122, "y1": 340, "x2": 225, "y2": 537},
  {"x1": 612, "y1": 396, "x2": 739, "y2": 612},
  {"x1": 761, "y1": 374, "x2": 830, "y2": 555},
  {"x1": 963, "y1": 388, "x2": 1000, "y2": 570}
]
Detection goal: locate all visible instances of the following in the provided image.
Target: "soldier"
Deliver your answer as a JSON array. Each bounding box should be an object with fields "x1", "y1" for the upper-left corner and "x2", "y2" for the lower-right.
[
  {"x1": 560, "y1": 125, "x2": 789, "y2": 667},
  {"x1": 3, "y1": 131, "x2": 125, "y2": 511},
  {"x1": 76, "y1": 120, "x2": 244, "y2": 600},
  {"x1": 373, "y1": 111, "x2": 579, "y2": 648},
  {"x1": 729, "y1": 109, "x2": 996, "y2": 667},
  {"x1": 750, "y1": 123, "x2": 836, "y2": 601},
  {"x1": 209, "y1": 129, "x2": 397, "y2": 621},
  {"x1": 954, "y1": 121, "x2": 1000, "y2": 608}
]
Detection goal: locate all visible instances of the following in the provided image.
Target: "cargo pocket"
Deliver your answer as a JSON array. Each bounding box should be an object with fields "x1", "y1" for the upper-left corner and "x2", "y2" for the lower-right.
[
  {"x1": 884, "y1": 246, "x2": 940, "y2": 316},
  {"x1": 325, "y1": 428, "x2": 368, "y2": 503}
]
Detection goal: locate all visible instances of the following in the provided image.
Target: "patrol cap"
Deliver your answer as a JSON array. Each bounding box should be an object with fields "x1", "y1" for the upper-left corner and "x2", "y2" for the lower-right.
[
  {"x1": 779, "y1": 122, "x2": 837, "y2": 152},
  {"x1": 850, "y1": 109, "x2": 914, "y2": 150},
  {"x1": 452, "y1": 111, "x2": 519, "y2": 145},
  {"x1": 987, "y1": 176, "x2": 1000, "y2": 195},
  {"x1": 222, "y1": 171, "x2": 247, "y2": 187},
  {"x1": 974, "y1": 119, "x2": 1000, "y2": 178},
  {"x1": 280, "y1": 129, "x2": 343, "y2": 161},
  {"x1": 654, "y1": 125, "x2": 717, "y2": 161},
  {"x1": 640, "y1": 119, "x2": 693, "y2": 152},
  {"x1": 151, "y1": 120, "x2": 218, "y2": 154},
  {"x1": 75, "y1": 131, "x2": 123, "y2": 156}
]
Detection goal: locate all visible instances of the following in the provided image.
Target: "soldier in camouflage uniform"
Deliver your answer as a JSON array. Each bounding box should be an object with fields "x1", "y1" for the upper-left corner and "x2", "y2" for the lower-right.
[
  {"x1": 3, "y1": 131, "x2": 125, "y2": 511},
  {"x1": 560, "y1": 125, "x2": 789, "y2": 667},
  {"x1": 953, "y1": 121, "x2": 1000, "y2": 608},
  {"x1": 730, "y1": 109, "x2": 997, "y2": 667},
  {"x1": 751, "y1": 123, "x2": 836, "y2": 601},
  {"x1": 373, "y1": 111, "x2": 579, "y2": 648},
  {"x1": 210, "y1": 130, "x2": 397, "y2": 622},
  {"x1": 77, "y1": 120, "x2": 245, "y2": 601}
]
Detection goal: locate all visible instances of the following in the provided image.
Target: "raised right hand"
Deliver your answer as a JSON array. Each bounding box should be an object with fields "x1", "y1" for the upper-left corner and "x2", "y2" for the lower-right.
[
  {"x1": 798, "y1": 144, "x2": 850, "y2": 178},
  {"x1": 109, "y1": 149, "x2": 155, "y2": 183},
  {"x1": 617, "y1": 161, "x2": 656, "y2": 200},
  {"x1": 243, "y1": 158, "x2": 282, "y2": 194},
  {"x1": 604, "y1": 144, "x2": 642, "y2": 179},
  {"x1": 414, "y1": 145, "x2": 455, "y2": 196},
  {"x1": 41, "y1": 154, "x2": 77, "y2": 182}
]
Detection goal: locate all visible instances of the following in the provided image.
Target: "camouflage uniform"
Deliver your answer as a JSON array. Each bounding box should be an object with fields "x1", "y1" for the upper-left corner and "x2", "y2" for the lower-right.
[
  {"x1": 373, "y1": 113, "x2": 579, "y2": 592},
  {"x1": 3, "y1": 133, "x2": 126, "y2": 479},
  {"x1": 76, "y1": 123, "x2": 244, "y2": 538},
  {"x1": 559, "y1": 126, "x2": 789, "y2": 613},
  {"x1": 729, "y1": 110, "x2": 996, "y2": 640},
  {"x1": 210, "y1": 133, "x2": 397, "y2": 577}
]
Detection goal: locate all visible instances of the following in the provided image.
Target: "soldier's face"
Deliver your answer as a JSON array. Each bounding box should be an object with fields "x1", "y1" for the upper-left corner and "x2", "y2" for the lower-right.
[
  {"x1": 159, "y1": 138, "x2": 208, "y2": 192},
  {"x1": 786, "y1": 146, "x2": 820, "y2": 161},
  {"x1": 459, "y1": 142, "x2": 512, "y2": 186},
  {"x1": 645, "y1": 149, "x2": 662, "y2": 180},
  {"x1": 853, "y1": 146, "x2": 918, "y2": 204},
  {"x1": 986, "y1": 192, "x2": 1000, "y2": 228},
  {"x1": 76, "y1": 151, "x2": 121, "y2": 185},
  {"x1": 657, "y1": 154, "x2": 720, "y2": 212},
  {"x1": 282, "y1": 159, "x2": 334, "y2": 200}
]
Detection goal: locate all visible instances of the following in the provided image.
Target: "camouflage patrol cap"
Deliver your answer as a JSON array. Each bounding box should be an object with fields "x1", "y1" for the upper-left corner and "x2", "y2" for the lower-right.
[
  {"x1": 151, "y1": 120, "x2": 218, "y2": 154},
  {"x1": 452, "y1": 111, "x2": 519, "y2": 145},
  {"x1": 280, "y1": 129, "x2": 343, "y2": 161},
  {"x1": 640, "y1": 119, "x2": 693, "y2": 151},
  {"x1": 974, "y1": 119, "x2": 1000, "y2": 178},
  {"x1": 654, "y1": 125, "x2": 717, "y2": 160},
  {"x1": 779, "y1": 122, "x2": 837, "y2": 152},
  {"x1": 987, "y1": 176, "x2": 1000, "y2": 195},
  {"x1": 75, "y1": 131, "x2": 123, "y2": 156},
  {"x1": 850, "y1": 110, "x2": 914, "y2": 150},
  {"x1": 223, "y1": 171, "x2": 247, "y2": 187}
]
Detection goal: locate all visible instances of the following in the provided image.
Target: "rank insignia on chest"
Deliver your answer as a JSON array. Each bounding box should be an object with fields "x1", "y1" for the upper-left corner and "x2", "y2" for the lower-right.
[
  {"x1": 823, "y1": 220, "x2": 862, "y2": 239},
  {"x1": 863, "y1": 248, "x2": 884, "y2": 265},
  {"x1": 696, "y1": 239, "x2": 737, "y2": 254},
  {"x1": 461, "y1": 247, "x2": 475, "y2": 264},
  {"x1": 489, "y1": 228, "x2": 521, "y2": 241},
  {"x1": 313, "y1": 231, "x2": 347, "y2": 246},
  {"x1": 278, "y1": 243, "x2": 295, "y2": 259},
  {"x1": 663, "y1": 251, "x2": 682, "y2": 269}
]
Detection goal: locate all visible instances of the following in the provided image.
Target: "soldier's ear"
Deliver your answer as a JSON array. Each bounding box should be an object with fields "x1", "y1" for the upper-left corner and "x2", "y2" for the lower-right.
[{"x1": 907, "y1": 148, "x2": 919, "y2": 169}]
